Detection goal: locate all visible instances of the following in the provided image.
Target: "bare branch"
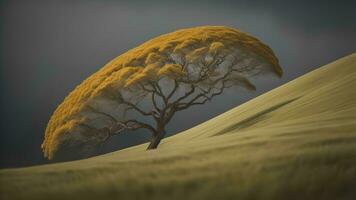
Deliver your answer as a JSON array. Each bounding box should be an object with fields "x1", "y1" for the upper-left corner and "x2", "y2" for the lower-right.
[
  {"x1": 123, "y1": 119, "x2": 157, "y2": 136},
  {"x1": 173, "y1": 84, "x2": 196, "y2": 104},
  {"x1": 112, "y1": 92, "x2": 152, "y2": 116},
  {"x1": 167, "y1": 80, "x2": 179, "y2": 100},
  {"x1": 139, "y1": 83, "x2": 155, "y2": 93},
  {"x1": 86, "y1": 105, "x2": 118, "y2": 123},
  {"x1": 151, "y1": 92, "x2": 161, "y2": 112},
  {"x1": 152, "y1": 81, "x2": 168, "y2": 104},
  {"x1": 176, "y1": 80, "x2": 227, "y2": 111},
  {"x1": 79, "y1": 123, "x2": 111, "y2": 142}
]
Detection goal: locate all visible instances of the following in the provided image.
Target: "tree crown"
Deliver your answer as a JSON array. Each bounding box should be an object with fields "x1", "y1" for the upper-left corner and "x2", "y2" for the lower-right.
[{"x1": 42, "y1": 26, "x2": 282, "y2": 159}]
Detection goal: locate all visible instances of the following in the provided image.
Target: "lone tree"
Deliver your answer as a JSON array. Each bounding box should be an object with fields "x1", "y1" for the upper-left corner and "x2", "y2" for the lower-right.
[{"x1": 42, "y1": 26, "x2": 283, "y2": 160}]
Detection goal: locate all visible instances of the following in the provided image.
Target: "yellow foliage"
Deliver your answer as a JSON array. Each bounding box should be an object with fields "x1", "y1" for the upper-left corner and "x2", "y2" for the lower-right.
[
  {"x1": 42, "y1": 26, "x2": 282, "y2": 159},
  {"x1": 43, "y1": 118, "x2": 85, "y2": 159},
  {"x1": 158, "y1": 63, "x2": 186, "y2": 77},
  {"x1": 173, "y1": 38, "x2": 200, "y2": 52},
  {"x1": 142, "y1": 63, "x2": 160, "y2": 76},
  {"x1": 186, "y1": 47, "x2": 208, "y2": 62},
  {"x1": 125, "y1": 72, "x2": 148, "y2": 87},
  {"x1": 209, "y1": 42, "x2": 224, "y2": 55},
  {"x1": 145, "y1": 52, "x2": 163, "y2": 65}
]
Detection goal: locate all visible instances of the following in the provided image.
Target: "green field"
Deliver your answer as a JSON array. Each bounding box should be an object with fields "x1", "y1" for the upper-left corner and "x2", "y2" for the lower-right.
[{"x1": 1, "y1": 53, "x2": 356, "y2": 200}]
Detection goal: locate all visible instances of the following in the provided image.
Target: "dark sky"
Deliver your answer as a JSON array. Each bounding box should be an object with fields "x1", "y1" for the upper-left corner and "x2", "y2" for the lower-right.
[{"x1": 0, "y1": 0, "x2": 355, "y2": 168}]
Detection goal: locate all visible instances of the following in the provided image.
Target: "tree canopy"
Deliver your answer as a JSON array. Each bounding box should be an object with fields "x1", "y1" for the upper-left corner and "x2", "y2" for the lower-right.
[{"x1": 42, "y1": 26, "x2": 282, "y2": 160}]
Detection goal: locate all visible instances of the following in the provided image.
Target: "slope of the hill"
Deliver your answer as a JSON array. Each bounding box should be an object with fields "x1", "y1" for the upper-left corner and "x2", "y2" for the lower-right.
[{"x1": 1, "y1": 53, "x2": 356, "y2": 200}]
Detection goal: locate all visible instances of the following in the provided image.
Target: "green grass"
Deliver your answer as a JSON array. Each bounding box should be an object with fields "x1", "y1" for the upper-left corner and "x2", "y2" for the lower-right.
[{"x1": 1, "y1": 53, "x2": 356, "y2": 200}]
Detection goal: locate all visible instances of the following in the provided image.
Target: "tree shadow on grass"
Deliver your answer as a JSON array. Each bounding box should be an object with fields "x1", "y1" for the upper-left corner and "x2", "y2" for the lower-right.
[{"x1": 213, "y1": 96, "x2": 301, "y2": 136}]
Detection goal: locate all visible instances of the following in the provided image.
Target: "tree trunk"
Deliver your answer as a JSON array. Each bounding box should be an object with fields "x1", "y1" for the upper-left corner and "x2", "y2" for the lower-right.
[{"x1": 147, "y1": 129, "x2": 166, "y2": 150}]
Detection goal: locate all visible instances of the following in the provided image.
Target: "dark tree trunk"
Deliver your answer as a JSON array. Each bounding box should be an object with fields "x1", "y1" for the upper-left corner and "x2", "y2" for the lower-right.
[{"x1": 147, "y1": 129, "x2": 166, "y2": 150}]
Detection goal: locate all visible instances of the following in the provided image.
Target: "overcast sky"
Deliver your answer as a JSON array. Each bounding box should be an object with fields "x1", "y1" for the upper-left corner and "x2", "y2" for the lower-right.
[{"x1": 0, "y1": 0, "x2": 355, "y2": 168}]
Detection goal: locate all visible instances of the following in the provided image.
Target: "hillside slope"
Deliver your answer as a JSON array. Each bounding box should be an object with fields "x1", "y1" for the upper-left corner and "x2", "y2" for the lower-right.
[{"x1": 1, "y1": 53, "x2": 356, "y2": 200}]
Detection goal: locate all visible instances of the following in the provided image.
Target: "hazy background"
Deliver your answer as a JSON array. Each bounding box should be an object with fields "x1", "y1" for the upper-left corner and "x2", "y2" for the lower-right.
[{"x1": 0, "y1": 0, "x2": 355, "y2": 168}]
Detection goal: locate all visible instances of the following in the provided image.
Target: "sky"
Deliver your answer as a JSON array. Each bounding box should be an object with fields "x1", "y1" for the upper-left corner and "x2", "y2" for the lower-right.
[{"x1": 0, "y1": 0, "x2": 355, "y2": 168}]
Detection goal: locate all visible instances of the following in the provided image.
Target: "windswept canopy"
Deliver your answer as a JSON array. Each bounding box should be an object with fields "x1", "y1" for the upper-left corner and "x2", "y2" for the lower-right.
[{"x1": 42, "y1": 26, "x2": 282, "y2": 159}]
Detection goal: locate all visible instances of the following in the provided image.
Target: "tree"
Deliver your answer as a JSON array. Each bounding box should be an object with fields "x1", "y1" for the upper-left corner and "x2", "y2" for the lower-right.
[{"x1": 42, "y1": 26, "x2": 283, "y2": 160}]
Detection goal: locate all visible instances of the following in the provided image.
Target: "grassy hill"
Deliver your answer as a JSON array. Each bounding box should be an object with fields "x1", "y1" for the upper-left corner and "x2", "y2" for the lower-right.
[{"x1": 1, "y1": 53, "x2": 356, "y2": 200}]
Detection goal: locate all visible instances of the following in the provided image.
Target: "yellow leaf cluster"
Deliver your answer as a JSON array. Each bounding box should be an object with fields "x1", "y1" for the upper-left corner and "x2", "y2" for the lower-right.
[
  {"x1": 209, "y1": 42, "x2": 225, "y2": 55},
  {"x1": 158, "y1": 64, "x2": 186, "y2": 77},
  {"x1": 186, "y1": 47, "x2": 208, "y2": 62}
]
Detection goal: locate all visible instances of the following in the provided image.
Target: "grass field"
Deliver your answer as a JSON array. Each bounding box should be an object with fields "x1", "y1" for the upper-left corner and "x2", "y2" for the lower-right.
[{"x1": 1, "y1": 53, "x2": 355, "y2": 200}]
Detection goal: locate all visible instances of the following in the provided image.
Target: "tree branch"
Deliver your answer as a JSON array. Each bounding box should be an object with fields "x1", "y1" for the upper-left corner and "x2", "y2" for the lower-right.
[
  {"x1": 151, "y1": 92, "x2": 161, "y2": 112},
  {"x1": 151, "y1": 81, "x2": 168, "y2": 105},
  {"x1": 172, "y1": 84, "x2": 196, "y2": 104},
  {"x1": 123, "y1": 119, "x2": 157, "y2": 136},
  {"x1": 86, "y1": 105, "x2": 118, "y2": 123},
  {"x1": 167, "y1": 80, "x2": 179, "y2": 100},
  {"x1": 113, "y1": 92, "x2": 152, "y2": 116}
]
